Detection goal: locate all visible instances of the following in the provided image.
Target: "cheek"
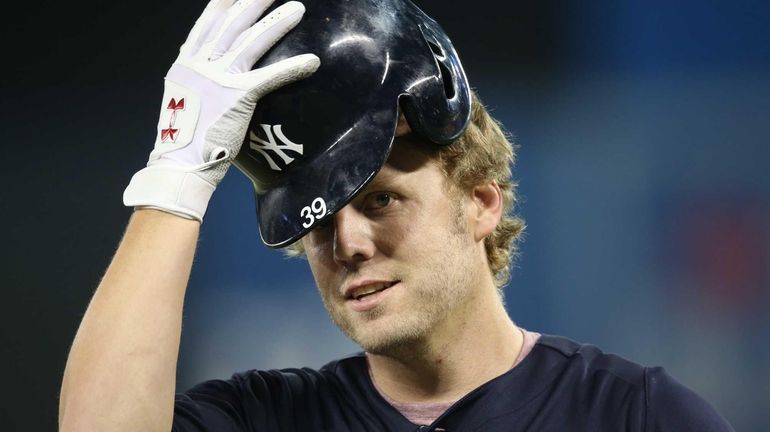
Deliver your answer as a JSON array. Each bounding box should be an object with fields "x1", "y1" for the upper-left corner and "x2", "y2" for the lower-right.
[
  {"x1": 379, "y1": 214, "x2": 439, "y2": 259},
  {"x1": 303, "y1": 235, "x2": 333, "y2": 263},
  {"x1": 303, "y1": 242, "x2": 334, "y2": 284}
]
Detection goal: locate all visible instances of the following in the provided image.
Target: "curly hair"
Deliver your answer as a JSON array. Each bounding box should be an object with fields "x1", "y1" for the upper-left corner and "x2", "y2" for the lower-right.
[
  {"x1": 284, "y1": 90, "x2": 525, "y2": 288},
  {"x1": 433, "y1": 90, "x2": 525, "y2": 287}
]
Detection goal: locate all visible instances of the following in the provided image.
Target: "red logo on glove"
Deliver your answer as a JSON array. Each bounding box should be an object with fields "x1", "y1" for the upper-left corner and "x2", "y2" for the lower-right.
[{"x1": 161, "y1": 97, "x2": 186, "y2": 142}]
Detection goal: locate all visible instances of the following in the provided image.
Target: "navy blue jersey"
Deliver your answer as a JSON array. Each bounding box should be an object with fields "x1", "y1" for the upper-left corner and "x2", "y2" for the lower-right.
[{"x1": 173, "y1": 334, "x2": 734, "y2": 431}]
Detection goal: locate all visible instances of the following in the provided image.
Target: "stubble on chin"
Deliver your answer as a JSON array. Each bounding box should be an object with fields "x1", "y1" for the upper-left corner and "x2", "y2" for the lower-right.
[
  {"x1": 322, "y1": 292, "x2": 456, "y2": 358},
  {"x1": 319, "y1": 289, "x2": 424, "y2": 356}
]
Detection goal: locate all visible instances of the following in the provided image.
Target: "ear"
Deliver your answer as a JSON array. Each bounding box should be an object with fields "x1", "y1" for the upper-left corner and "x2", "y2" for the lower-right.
[{"x1": 470, "y1": 181, "x2": 503, "y2": 242}]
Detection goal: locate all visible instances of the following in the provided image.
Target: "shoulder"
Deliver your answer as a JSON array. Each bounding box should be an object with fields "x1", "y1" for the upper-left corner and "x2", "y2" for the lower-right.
[
  {"x1": 532, "y1": 335, "x2": 734, "y2": 431},
  {"x1": 535, "y1": 334, "x2": 647, "y2": 384},
  {"x1": 173, "y1": 354, "x2": 368, "y2": 431},
  {"x1": 643, "y1": 366, "x2": 735, "y2": 431},
  {"x1": 182, "y1": 353, "x2": 366, "y2": 399}
]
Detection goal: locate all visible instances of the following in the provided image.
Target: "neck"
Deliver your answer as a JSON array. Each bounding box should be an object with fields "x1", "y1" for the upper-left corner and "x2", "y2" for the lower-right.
[{"x1": 366, "y1": 273, "x2": 522, "y2": 404}]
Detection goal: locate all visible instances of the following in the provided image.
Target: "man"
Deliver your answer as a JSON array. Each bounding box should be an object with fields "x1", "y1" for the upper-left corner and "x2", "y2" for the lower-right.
[{"x1": 59, "y1": 0, "x2": 735, "y2": 431}]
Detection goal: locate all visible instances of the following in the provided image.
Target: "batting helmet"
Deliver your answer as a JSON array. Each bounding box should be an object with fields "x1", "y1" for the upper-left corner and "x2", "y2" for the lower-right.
[{"x1": 233, "y1": 0, "x2": 471, "y2": 247}]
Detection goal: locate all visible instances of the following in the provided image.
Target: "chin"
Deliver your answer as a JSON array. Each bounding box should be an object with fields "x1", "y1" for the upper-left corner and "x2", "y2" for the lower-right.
[
  {"x1": 350, "y1": 317, "x2": 429, "y2": 356},
  {"x1": 323, "y1": 297, "x2": 434, "y2": 355}
]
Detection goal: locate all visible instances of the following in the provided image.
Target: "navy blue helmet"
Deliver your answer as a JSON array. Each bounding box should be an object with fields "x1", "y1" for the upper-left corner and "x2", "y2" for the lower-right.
[{"x1": 233, "y1": 0, "x2": 471, "y2": 247}]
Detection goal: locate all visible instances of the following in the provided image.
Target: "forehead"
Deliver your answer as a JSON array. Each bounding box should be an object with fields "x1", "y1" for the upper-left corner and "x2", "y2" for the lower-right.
[{"x1": 362, "y1": 133, "x2": 444, "y2": 190}]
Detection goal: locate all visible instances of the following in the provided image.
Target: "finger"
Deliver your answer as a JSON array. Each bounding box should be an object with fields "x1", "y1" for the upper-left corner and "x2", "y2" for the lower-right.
[
  {"x1": 208, "y1": 0, "x2": 275, "y2": 61},
  {"x1": 223, "y1": 1, "x2": 306, "y2": 74},
  {"x1": 242, "y1": 53, "x2": 320, "y2": 96},
  {"x1": 180, "y1": 0, "x2": 235, "y2": 57}
]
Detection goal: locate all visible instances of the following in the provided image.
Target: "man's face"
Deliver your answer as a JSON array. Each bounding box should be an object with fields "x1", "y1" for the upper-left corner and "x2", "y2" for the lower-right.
[{"x1": 302, "y1": 138, "x2": 480, "y2": 355}]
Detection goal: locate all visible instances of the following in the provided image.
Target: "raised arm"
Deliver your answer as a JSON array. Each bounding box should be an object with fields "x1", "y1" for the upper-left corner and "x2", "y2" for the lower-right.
[
  {"x1": 59, "y1": 1, "x2": 319, "y2": 430},
  {"x1": 59, "y1": 209, "x2": 200, "y2": 430}
]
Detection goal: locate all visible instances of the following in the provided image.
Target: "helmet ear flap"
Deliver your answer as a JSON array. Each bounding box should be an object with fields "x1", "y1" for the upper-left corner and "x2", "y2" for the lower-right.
[{"x1": 401, "y1": 22, "x2": 471, "y2": 145}]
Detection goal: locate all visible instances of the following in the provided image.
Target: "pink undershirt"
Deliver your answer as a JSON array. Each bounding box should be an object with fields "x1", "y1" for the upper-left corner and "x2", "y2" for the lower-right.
[{"x1": 367, "y1": 328, "x2": 541, "y2": 426}]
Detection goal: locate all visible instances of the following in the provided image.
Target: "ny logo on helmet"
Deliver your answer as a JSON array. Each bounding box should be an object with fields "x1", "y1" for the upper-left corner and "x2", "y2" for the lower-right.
[{"x1": 249, "y1": 124, "x2": 304, "y2": 171}]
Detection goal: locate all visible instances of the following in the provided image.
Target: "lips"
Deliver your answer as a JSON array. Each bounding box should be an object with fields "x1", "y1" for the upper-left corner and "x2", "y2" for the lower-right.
[
  {"x1": 344, "y1": 280, "x2": 400, "y2": 313},
  {"x1": 345, "y1": 280, "x2": 397, "y2": 300}
]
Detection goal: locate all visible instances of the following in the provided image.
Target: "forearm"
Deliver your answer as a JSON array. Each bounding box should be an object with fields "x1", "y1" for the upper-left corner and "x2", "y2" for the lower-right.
[
  {"x1": 58, "y1": 1, "x2": 319, "y2": 428},
  {"x1": 59, "y1": 209, "x2": 199, "y2": 432}
]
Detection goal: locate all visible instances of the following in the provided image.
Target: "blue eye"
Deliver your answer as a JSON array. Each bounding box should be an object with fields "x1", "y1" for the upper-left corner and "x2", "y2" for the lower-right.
[{"x1": 371, "y1": 193, "x2": 392, "y2": 209}]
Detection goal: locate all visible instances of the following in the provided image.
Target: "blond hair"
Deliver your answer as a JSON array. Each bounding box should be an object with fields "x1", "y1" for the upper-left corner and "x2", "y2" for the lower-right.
[
  {"x1": 434, "y1": 90, "x2": 524, "y2": 287},
  {"x1": 285, "y1": 90, "x2": 525, "y2": 287}
]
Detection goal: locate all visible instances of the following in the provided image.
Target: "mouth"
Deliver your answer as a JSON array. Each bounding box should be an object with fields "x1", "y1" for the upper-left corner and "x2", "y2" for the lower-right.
[
  {"x1": 344, "y1": 280, "x2": 400, "y2": 312},
  {"x1": 346, "y1": 281, "x2": 398, "y2": 300}
]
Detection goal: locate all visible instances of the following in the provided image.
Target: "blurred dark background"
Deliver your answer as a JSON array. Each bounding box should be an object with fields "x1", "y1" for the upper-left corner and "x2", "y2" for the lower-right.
[{"x1": 2, "y1": 0, "x2": 769, "y2": 430}]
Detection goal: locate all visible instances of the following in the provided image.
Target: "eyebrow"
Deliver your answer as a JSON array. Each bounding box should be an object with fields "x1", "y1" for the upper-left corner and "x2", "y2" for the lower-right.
[
  {"x1": 364, "y1": 169, "x2": 402, "y2": 190},
  {"x1": 365, "y1": 176, "x2": 394, "y2": 190}
]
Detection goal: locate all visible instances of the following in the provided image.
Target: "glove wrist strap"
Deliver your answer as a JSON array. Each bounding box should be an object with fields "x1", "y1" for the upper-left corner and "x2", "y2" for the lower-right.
[{"x1": 123, "y1": 165, "x2": 217, "y2": 222}]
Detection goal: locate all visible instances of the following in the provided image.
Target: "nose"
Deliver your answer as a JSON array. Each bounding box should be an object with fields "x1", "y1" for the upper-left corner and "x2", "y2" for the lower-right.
[{"x1": 332, "y1": 205, "x2": 375, "y2": 267}]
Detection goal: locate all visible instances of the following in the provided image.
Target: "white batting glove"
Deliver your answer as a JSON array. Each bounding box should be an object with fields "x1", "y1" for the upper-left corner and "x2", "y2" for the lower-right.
[{"x1": 123, "y1": 0, "x2": 319, "y2": 221}]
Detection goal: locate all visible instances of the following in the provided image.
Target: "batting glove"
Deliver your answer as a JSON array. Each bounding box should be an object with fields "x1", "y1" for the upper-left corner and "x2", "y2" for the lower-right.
[{"x1": 123, "y1": 0, "x2": 319, "y2": 221}]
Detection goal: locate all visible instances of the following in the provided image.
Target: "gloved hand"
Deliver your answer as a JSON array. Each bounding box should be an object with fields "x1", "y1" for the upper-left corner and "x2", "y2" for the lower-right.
[{"x1": 123, "y1": 0, "x2": 319, "y2": 221}]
